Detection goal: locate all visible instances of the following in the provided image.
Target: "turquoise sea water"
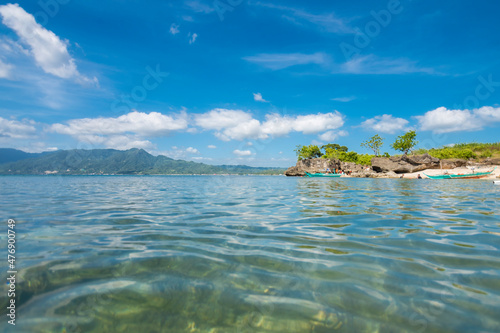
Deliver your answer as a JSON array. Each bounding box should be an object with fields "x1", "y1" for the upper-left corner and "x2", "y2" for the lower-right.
[{"x1": 1, "y1": 175, "x2": 500, "y2": 332}]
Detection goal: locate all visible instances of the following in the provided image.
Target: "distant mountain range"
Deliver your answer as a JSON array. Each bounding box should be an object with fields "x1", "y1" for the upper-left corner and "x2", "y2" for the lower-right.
[{"x1": 0, "y1": 148, "x2": 284, "y2": 175}]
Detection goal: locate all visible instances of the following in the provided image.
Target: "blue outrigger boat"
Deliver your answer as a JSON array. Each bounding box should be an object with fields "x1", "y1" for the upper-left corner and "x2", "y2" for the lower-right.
[
  {"x1": 305, "y1": 172, "x2": 341, "y2": 178},
  {"x1": 423, "y1": 167, "x2": 496, "y2": 179}
]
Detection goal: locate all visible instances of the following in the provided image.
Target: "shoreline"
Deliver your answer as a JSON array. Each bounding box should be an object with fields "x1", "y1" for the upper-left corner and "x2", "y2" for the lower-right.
[{"x1": 396, "y1": 165, "x2": 499, "y2": 179}]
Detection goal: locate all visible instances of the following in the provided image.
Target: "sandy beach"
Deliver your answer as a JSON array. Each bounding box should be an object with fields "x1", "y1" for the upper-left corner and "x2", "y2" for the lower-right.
[{"x1": 401, "y1": 165, "x2": 500, "y2": 179}]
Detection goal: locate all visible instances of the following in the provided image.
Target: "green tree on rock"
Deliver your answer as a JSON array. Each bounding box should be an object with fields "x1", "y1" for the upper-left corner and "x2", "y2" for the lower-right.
[
  {"x1": 321, "y1": 143, "x2": 348, "y2": 153},
  {"x1": 391, "y1": 130, "x2": 418, "y2": 155},
  {"x1": 361, "y1": 134, "x2": 384, "y2": 156},
  {"x1": 294, "y1": 145, "x2": 322, "y2": 160}
]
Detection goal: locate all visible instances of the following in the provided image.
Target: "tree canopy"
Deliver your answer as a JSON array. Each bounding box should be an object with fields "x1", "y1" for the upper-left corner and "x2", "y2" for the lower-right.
[
  {"x1": 391, "y1": 130, "x2": 418, "y2": 155},
  {"x1": 294, "y1": 145, "x2": 322, "y2": 160},
  {"x1": 321, "y1": 143, "x2": 348, "y2": 153},
  {"x1": 361, "y1": 134, "x2": 384, "y2": 156}
]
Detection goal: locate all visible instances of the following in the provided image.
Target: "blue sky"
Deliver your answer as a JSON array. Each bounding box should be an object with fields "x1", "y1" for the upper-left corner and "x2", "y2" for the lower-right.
[{"x1": 0, "y1": 0, "x2": 500, "y2": 167}]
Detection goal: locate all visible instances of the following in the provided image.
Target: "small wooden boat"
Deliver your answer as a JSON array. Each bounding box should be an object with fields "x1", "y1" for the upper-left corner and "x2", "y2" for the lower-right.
[
  {"x1": 305, "y1": 172, "x2": 341, "y2": 178},
  {"x1": 424, "y1": 168, "x2": 496, "y2": 179}
]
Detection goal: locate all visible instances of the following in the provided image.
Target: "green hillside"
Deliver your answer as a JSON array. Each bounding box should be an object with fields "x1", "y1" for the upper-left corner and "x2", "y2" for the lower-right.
[{"x1": 0, "y1": 148, "x2": 284, "y2": 175}]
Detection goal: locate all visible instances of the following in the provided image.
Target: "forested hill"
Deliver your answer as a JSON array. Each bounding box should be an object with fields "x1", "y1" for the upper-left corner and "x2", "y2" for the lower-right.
[{"x1": 0, "y1": 148, "x2": 283, "y2": 175}]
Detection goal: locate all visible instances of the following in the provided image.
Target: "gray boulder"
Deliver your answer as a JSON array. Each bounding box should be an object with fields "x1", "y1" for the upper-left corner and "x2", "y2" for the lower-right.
[
  {"x1": 284, "y1": 158, "x2": 370, "y2": 176},
  {"x1": 371, "y1": 154, "x2": 440, "y2": 174}
]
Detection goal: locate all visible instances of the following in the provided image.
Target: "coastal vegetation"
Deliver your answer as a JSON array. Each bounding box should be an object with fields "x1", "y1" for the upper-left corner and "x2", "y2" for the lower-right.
[
  {"x1": 415, "y1": 142, "x2": 500, "y2": 160},
  {"x1": 295, "y1": 144, "x2": 374, "y2": 165},
  {"x1": 295, "y1": 128, "x2": 500, "y2": 166}
]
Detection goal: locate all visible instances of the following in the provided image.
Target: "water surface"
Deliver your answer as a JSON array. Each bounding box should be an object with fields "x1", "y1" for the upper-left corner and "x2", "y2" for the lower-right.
[{"x1": 1, "y1": 176, "x2": 500, "y2": 332}]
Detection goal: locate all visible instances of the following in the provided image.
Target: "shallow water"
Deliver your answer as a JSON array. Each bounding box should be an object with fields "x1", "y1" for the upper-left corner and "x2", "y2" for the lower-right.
[{"x1": 1, "y1": 176, "x2": 500, "y2": 332}]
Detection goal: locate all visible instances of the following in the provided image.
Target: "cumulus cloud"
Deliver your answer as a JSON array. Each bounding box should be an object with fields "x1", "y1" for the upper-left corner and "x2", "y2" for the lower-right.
[
  {"x1": 474, "y1": 106, "x2": 500, "y2": 122},
  {"x1": 318, "y1": 130, "x2": 348, "y2": 142},
  {"x1": 104, "y1": 135, "x2": 154, "y2": 150},
  {"x1": 0, "y1": 3, "x2": 96, "y2": 84},
  {"x1": 416, "y1": 106, "x2": 500, "y2": 133},
  {"x1": 195, "y1": 109, "x2": 253, "y2": 130},
  {"x1": 186, "y1": 147, "x2": 199, "y2": 154},
  {"x1": 361, "y1": 114, "x2": 409, "y2": 134},
  {"x1": 50, "y1": 111, "x2": 188, "y2": 137},
  {"x1": 169, "y1": 23, "x2": 180, "y2": 35},
  {"x1": 253, "y1": 92, "x2": 269, "y2": 103},
  {"x1": 233, "y1": 149, "x2": 253, "y2": 156},
  {"x1": 0, "y1": 116, "x2": 37, "y2": 139},
  {"x1": 291, "y1": 113, "x2": 344, "y2": 134},
  {"x1": 49, "y1": 111, "x2": 188, "y2": 150},
  {"x1": 207, "y1": 145, "x2": 217, "y2": 149},
  {"x1": 195, "y1": 108, "x2": 345, "y2": 141}
]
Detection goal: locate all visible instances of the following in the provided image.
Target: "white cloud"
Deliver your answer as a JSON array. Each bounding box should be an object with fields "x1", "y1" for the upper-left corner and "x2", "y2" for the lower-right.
[
  {"x1": 331, "y1": 96, "x2": 356, "y2": 102},
  {"x1": 195, "y1": 109, "x2": 345, "y2": 141},
  {"x1": 186, "y1": 147, "x2": 199, "y2": 154},
  {"x1": 415, "y1": 106, "x2": 500, "y2": 133},
  {"x1": 207, "y1": 145, "x2": 217, "y2": 149},
  {"x1": 186, "y1": 1, "x2": 214, "y2": 14},
  {"x1": 361, "y1": 114, "x2": 409, "y2": 134},
  {"x1": 291, "y1": 112, "x2": 344, "y2": 134},
  {"x1": 188, "y1": 32, "x2": 198, "y2": 44},
  {"x1": 157, "y1": 146, "x2": 203, "y2": 160},
  {"x1": 253, "y1": 92, "x2": 269, "y2": 103},
  {"x1": 318, "y1": 130, "x2": 348, "y2": 142},
  {"x1": 104, "y1": 135, "x2": 154, "y2": 150},
  {"x1": 216, "y1": 119, "x2": 263, "y2": 141},
  {"x1": 195, "y1": 109, "x2": 253, "y2": 130},
  {"x1": 50, "y1": 111, "x2": 188, "y2": 137},
  {"x1": 192, "y1": 156, "x2": 213, "y2": 161},
  {"x1": 0, "y1": 116, "x2": 37, "y2": 139},
  {"x1": 340, "y1": 55, "x2": 435, "y2": 75},
  {"x1": 0, "y1": 4, "x2": 96, "y2": 84},
  {"x1": 233, "y1": 149, "x2": 253, "y2": 156},
  {"x1": 244, "y1": 52, "x2": 329, "y2": 70},
  {"x1": 169, "y1": 23, "x2": 180, "y2": 35},
  {"x1": 474, "y1": 106, "x2": 500, "y2": 122},
  {"x1": 0, "y1": 58, "x2": 13, "y2": 78},
  {"x1": 252, "y1": 2, "x2": 354, "y2": 34}
]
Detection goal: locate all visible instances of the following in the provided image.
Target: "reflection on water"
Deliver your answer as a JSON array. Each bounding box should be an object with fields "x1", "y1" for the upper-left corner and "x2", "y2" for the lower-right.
[{"x1": 1, "y1": 176, "x2": 500, "y2": 332}]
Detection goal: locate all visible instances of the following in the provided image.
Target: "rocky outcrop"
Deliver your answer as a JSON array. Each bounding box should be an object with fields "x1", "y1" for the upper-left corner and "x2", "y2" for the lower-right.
[
  {"x1": 284, "y1": 158, "x2": 369, "y2": 176},
  {"x1": 285, "y1": 154, "x2": 483, "y2": 177},
  {"x1": 478, "y1": 158, "x2": 500, "y2": 166},
  {"x1": 371, "y1": 154, "x2": 440, "y2": 174},
  {"x1": 350, "y1": 170, "x2": 398, "y2": 178},
  {"x1": 440, "y1": 159, "x2": 467, "y2": 169}
]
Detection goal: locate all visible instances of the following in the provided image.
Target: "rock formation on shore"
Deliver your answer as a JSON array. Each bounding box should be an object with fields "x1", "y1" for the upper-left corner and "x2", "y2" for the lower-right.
[
  {"x1": 371, "y1": 154, "x2": 441, "y2": 173},
  {"x1": 284, "y1": 154, "x2": 483, "y2": 177},
  {"x1": 284, "y1": 158, "x2": 367, "y2": 177}
]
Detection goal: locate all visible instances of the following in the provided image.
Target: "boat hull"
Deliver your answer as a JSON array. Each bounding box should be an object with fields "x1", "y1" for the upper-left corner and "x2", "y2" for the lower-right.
[
  {"x1": 423, "y1": 170, "x2": 494, "y2": 179},
  {"x1": 305, "y1": 172, "x2": 341, "y2": 178}
]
